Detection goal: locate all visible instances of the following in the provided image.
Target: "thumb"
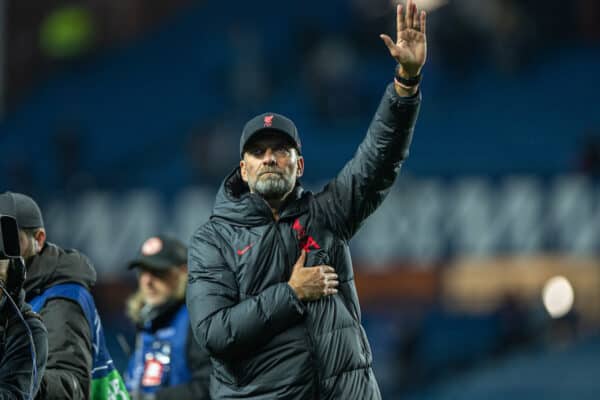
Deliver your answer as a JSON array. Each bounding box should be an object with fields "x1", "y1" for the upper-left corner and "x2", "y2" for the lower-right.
[
  {"x1": 379, "y1": 34, "x2": 395, "y2": 51},
  {"x1": 293, "y1": 250, "x2": 307, "y2": 271}
]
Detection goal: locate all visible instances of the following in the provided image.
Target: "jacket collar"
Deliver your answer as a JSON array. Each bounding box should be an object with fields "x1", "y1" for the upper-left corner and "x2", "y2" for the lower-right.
[
  {"x1": 139, "y1": 298, "x2": 185, "y2": 332},
  {"x1": 212, "y1": 167, "x2": 310, "y2": 226},
  {"x1": 24, "y1": 242, "x2": 97, "y2": 301}
]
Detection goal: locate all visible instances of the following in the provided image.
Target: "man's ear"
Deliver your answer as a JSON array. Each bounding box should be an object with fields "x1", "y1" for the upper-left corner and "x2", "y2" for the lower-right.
[
  {"x1": 296, "y1": 155, "x2": 304, "y2": 178},
  {"x1": 33, "y1": 228, "x2": 46, "y2": 253},
  {"x1": 240, "y1": 159, "x2": 249, "y2": 182}
]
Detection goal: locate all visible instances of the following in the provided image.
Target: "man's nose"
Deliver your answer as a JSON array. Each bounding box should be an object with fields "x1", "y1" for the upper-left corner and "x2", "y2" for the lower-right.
[
  {"x1": 261, "y1": 149, "x2": 277, "y2": 165},
  {"x1": 139, "y1": 271, "x2": 154, "y2": 286}
]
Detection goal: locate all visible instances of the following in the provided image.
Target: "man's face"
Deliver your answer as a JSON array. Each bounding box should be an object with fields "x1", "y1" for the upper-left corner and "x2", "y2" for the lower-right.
[
  {"x1": 18, "y1": 230, "x2": 36, "y2": 260},
  {"x1": 240, "y1": 132, "x2": 304, "y2": 201},
  {"x1": 137, "y1": 266, "x2": 185, "y2": 306}
]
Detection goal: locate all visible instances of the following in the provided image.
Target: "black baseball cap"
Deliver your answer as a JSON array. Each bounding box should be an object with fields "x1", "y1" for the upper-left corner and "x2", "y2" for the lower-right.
[
  {"x1": 0, "y1": 192, "x2": 44, "y2": 229},
  {"x1": 128, "y1": 235, "x2": 187, "y2": 271},
  {"x1": 240, "y1": 112, "x2": 302, "y2": 158}
]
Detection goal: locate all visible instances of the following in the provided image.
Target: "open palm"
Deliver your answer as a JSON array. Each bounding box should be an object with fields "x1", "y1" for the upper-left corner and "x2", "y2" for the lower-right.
[{"x1": 380, "y1": 0, "x2": 427, "y2": 77}]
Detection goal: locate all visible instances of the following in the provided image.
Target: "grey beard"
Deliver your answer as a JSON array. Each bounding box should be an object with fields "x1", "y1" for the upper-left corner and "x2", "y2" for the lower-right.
[{"x1": 253, "y1": 174, "x2": 294, "y2": 200}]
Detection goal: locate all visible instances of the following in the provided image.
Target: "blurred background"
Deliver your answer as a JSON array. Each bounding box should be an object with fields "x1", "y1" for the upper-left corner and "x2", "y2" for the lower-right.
[{"x1": 1, "y1": 0, "x2": 600, "y2": 398}]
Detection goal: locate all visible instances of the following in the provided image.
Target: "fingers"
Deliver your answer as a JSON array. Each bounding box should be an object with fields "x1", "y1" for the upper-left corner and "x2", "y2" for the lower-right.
[
  {"x1": 325, "y1": 287, "x2": 338, "y2": 295},
  {"x1": 405, "y1": 0, "x2": 422, "y2": 31},
  {"x1": 324, "y1": 274, "x2": 339, "y2": 286},
  {"x1": 326, "y1": 281, "x2": 339, "y2": 288},
  {"x1": 390, "y1": 1, "x2": 424, "y2": 36},
  {"x1": 320, "y1": 265, "x2": 335, "y2": 274},
  {"x1": 319, "y1": 267, "x2": 337, "y2": 282},
  {"x1": 321, "y1": 267, "x2": 339, "y2": 296},
  {"x1": 323, "y1": 276, "x2": 339, "y2": 295},
  {"x1": 383, "y1": 2, "x2": 424, "y2": 49},
  {"x1": 410, "y1": 2, "x2": 420, "y2": 30},
  {"x1": 397, "y1": 3, "x2": 405, "y2": 37},
  {"x1": 379, "y1": 34, "x2": 395, "y2": 52},
  {"x1": 318, "y1": 266, "x2": 338, "y2": 293},
  {"x1": 293, "y1": 263, "x2": 339, "y2": 300},
  {"x1": 293, "y1": 250, "x2": 306, "y2": 271},
  {"x1": 405, "y1": 0, "x2": 413, "y2": 32}
]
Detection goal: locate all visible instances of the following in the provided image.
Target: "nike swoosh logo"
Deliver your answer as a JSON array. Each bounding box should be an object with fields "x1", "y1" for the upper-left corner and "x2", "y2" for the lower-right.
[{"x1": 237, "y1": 243, "x2": 254, "y2": 256}]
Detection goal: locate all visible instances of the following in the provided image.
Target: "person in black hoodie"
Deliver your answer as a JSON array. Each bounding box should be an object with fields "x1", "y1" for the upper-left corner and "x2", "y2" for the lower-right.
[
  {"x1": 0, "y1": 192, "x2": 127, "y2": 400},
  {"x1": 124, "y1": 235, "x2": 210, "y2": 400},
  {"x1": 0, "y1": 218, "x2": 48, "y2": 400},
  {"x1": 186, "y1": 2, "x2": 427, "y2": 398}
]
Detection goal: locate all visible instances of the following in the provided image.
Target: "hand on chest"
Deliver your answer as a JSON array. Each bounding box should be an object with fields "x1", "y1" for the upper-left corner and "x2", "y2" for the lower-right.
[{"x1": 230, "y1": 216, "x2": 339, "y2": 294}]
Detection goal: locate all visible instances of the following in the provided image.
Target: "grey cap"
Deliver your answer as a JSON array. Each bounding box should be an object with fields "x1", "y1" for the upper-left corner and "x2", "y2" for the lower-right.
[
  {"x1": 239, "y1": 112, "x2": 301, "y2": 158},
  {"x1": 0, "y1": 192, "x2": 44, "y2": 229}
]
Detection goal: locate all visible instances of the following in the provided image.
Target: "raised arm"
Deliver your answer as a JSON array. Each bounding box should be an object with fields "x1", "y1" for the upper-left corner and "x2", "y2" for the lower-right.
[
  {"x1": 315, "y1": 1, "x2": 428, "y2": 239},
  {"x1": 380, "y1": 0, "x2": 427, "y2": 97}
]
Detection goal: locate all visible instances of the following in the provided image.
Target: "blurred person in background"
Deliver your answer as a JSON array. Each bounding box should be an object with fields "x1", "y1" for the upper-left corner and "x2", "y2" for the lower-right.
[
  {"x1": 0, "y1": 215, "x2": 48, "y2": 400},
  {"x1": 0, "y1": 192, "x2": 128, "y2": 400},
  {"x1": 186, "y1": 1, "x2": 427, "y2": 398},
  {"x1": 125, "y1": 235, "x2": 210, "y2": 400}
]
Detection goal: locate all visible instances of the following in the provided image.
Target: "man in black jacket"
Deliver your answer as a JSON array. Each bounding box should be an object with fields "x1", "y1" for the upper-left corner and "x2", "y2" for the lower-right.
[
  {"x1": 0, "y1": 276, "x2": 48, "y2": 400},
  {"x1": 125, "y1": 235, "x2": 210, "y2": 399},
  {"x1": 187, "y1": 1, "x2": 427, "y2": 398},
  {"x1": 0, "y1": 192, "x2": 117, "y2": 399},
  {"x1": 0, "y1": 217, "x2": 48, "y2": 400}
]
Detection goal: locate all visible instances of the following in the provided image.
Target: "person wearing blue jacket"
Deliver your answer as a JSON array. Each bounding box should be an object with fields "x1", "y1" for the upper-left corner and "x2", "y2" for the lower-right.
[
  {"x1": 0, "y1": 192, "x2": 129, "y2": 400},
  {"x1": 125, "y1": 235, "x2": 210, "y2": 400}
]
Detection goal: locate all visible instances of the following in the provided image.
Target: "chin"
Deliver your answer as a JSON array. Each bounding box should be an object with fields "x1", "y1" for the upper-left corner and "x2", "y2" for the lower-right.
[{"x1": 145, "y1": 296, "x2": 165, "y2": 306}]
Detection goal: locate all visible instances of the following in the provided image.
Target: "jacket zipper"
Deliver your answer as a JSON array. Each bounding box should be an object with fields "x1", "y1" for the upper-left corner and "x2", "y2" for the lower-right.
[{"x1": 274, "y1": 220, "x2": 321, "y2": 399}]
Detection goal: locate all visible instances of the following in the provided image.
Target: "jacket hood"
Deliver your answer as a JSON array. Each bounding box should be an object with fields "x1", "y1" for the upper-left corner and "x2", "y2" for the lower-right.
[
  {"x1": 212, "y1": 167, "x2": 310, "y2": 227},
  {"x1": 24, "y1": 242, "x2": 97, "y2": 300}
]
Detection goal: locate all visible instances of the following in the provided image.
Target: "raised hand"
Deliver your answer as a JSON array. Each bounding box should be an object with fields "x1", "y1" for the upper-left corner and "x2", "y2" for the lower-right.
[
  {"x1": 288, "y1": 250, "x2": 339, "y2": 301},
  {"x1": 380, "y1": 0, "x2": 427, "y2": 78}
]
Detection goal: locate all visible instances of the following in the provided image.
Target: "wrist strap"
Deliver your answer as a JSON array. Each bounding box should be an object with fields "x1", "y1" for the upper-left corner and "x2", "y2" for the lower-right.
[{"x1": 395, "y1": 64, "x2": 422, "y2": 87}]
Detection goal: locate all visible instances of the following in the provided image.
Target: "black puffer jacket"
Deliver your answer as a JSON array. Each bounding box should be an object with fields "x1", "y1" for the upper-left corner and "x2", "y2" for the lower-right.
[
  {"x1": 24, "y1": 243, "x2": 96, "y2": 400},
  {"x1": 0, "y1": 290, "x2": 48, "y2": 400},
  {"x1": 187, "y1": 83, "x2": 421, "y2": 399}
]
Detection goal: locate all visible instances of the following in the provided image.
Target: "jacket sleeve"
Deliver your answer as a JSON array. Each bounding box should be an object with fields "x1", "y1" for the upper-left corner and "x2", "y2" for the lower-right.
[
  {"x1": 0, "y1": 315, "x2": 48, "y2": 400},
  {"x1": 154, "y1": 327, "x2": 211, "y2": 400},
  {"x1": 315, "y1": 83, "x2": 421, "y2": 240},
  {"x1": 36, "y1": 299, "x2": 92, "y2": 400},
  {"x1": 186, "y1": 230, "x2": 306, "y2": 361}
]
